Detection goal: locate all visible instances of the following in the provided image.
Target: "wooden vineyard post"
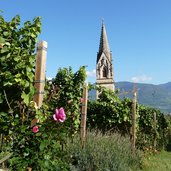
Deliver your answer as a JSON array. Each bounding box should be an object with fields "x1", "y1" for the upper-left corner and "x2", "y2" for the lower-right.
[
  {"x1": 31, "y1": 41, "x2": 47, "y2": 128},
  {"x1": 80, "y1": 83, "x2": 88, "y2": 148},
  {"x1": 33, "y1": 41, "x2": 48, "y2": 108},
  {"x1": 131, "y1": 90, "x2": 137, "y2": 154},
  {"x1": 154, "y1": 112, "x2": 157, "y2": 149}
]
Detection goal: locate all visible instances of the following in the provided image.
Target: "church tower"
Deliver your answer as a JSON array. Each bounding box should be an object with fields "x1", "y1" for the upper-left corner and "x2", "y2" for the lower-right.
[{"x1": 96, "y1": 20, "x2": 115, "y2": 94}]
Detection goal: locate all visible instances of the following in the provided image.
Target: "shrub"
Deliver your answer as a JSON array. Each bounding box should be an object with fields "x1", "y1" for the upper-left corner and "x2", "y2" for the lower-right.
[{"x1": 64, "y1": 131, "x2": 143, "y2": 171}]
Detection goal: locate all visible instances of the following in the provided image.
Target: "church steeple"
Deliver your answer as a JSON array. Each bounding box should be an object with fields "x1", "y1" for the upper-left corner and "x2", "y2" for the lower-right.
[
  {"x1": 96, "y1": 20, "x2": 115, "y2": 95},
  {"x1": 97, "y1": 20, "x2": 111, "y2": 63}
]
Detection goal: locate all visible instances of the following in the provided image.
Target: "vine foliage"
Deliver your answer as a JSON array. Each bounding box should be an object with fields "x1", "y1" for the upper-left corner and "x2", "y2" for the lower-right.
[
  {"x1": 0, "y1": 15, "x2": 87, "y2": 170},
  {"x1": 87, "y1": 85, "x2": 170, "y2": 149},
  {"x1": 0, "y1": 15, "x2": 41, "y2": 137}
]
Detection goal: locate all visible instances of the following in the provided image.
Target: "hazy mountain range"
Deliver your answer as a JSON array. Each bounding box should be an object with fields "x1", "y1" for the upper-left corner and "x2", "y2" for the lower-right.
[{"x1": 89, "y1": 82, "x2": 171, "y2": 113}]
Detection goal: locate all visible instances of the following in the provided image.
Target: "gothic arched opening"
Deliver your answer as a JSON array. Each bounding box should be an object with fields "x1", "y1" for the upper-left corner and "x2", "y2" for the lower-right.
[{"x1": 103, "y1": 67, "x2": 107, "y2": 77}]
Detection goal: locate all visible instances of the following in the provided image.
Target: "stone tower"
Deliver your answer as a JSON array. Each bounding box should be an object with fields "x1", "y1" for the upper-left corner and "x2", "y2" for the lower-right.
[{"x1": 96, "y1": 20, "x2": 115, "y2": 95}]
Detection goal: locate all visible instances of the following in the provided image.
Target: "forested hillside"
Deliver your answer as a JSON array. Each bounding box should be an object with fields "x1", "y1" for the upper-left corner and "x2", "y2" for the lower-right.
[
  {"x1": 89, "y1": 82, "x2": 171, "y2": 113},
  {"x1": 116, "y1": 81, "x2": 171, "y2": 113}
]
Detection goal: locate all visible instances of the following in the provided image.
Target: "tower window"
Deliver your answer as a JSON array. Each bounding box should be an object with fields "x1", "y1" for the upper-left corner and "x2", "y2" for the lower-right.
[{"x1": 103, "y1": 67, "x2": 107, "y2": 77}]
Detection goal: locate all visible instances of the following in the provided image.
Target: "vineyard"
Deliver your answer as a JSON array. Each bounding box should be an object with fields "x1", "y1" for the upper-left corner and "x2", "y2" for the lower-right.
[{"x1": 0, "y1": 15, "x2": 171, "y2": 171}]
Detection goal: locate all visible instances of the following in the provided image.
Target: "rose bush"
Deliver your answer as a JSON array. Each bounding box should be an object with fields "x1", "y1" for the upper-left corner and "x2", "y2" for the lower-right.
[
  {"x1": 9, "y1": 65, "x2": 86, "y2": 170},
  {"x1": 9, "y1": 98, "x2": 70, "y2": 170}
]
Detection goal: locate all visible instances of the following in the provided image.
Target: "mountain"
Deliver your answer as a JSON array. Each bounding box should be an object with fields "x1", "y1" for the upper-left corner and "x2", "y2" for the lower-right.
[
  {"x1": 115, "y1": 81, "x2": 171, "y2": 113},
  {"x1": 88, "y1": 82, "x2": 171, "y2": 113}
]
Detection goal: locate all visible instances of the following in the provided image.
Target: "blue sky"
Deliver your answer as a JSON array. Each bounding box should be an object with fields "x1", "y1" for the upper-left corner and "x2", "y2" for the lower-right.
[{"x1": 1, "y1": 0, "x2": 171, "y2": 84}]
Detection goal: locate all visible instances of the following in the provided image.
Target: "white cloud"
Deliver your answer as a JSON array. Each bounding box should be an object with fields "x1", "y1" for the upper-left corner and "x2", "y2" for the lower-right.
[
  {"x1": 46, "y1": 77, "x2": 53, "y2": 80},
  {"x1": 131, "y1": 75, "x2": 152, "y2": 83},
  {"x1": 86, "y1": 69, "x2": 96, "y2": 77}
]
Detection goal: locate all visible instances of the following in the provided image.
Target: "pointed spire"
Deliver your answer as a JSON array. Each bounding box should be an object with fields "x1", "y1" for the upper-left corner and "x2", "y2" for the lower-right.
[{"x1": 99, "y1": 20, "x2": 110, "y2": 54}]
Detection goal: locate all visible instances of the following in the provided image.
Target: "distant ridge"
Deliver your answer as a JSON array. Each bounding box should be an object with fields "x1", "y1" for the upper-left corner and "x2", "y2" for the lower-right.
[
  {"x1": 89, "y1": 81, "x2": 171, "y2": 113},
  {"x1": 116, "y1": 81, "x2": 171, "y2": 113}
]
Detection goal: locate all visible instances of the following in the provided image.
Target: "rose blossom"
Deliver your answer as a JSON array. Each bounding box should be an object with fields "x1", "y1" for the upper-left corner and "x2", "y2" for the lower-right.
[
  {"x1": 32, "y1": 125, "x2": 39, "y2": 133},
  {"x1": 53, "y1": 107, "x2": 66, "y2": 122}
]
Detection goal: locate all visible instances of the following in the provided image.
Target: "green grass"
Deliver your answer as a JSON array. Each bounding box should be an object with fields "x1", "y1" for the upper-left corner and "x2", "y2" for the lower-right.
[{"x1": 140, "y1": 151, "x2": 171, "y2": 171}]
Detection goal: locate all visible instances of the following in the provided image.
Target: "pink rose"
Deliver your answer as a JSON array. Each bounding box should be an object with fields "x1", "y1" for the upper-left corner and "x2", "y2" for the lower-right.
[
  {"x1": 53, "y1": 107, "x2": 66, "y2": 122},
  {"x1": 32, "y1": 125, "x2": 39, "y2": 133}
]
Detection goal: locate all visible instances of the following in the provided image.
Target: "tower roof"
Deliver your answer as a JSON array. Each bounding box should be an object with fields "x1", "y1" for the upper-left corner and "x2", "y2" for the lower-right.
[
  {"x1": 97, "y1": 20, "x2": 111, "y2": 63},
  {"x1": 99, "y1": 20, "x2": 110, "y2": 54}
]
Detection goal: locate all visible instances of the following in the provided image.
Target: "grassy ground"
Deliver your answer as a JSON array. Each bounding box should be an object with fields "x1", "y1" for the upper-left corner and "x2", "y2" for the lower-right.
[{"x1": 140, "y1": 151, "x2": 171, "y2": 171}]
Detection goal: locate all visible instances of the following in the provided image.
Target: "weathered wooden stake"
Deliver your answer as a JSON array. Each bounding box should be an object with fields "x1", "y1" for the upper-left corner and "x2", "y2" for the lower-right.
[
  {"x1": 80, "y1": 83, "x2": 88, "y2": 148},
  {"x1": 131, "y1": 90, "x2": 137, "y2": 154},
  {"x1": 0, "y1": 133, "x2": 3, "y2": 152},
  {"x1": 27, "y1": 167, "x2": 32, "y2": 171},
  {"x1": 33, "y1": 41, "x2": 48, "y2": 108},
  {"x1": 154, "y1": 112, "x2": 157, "y2": 149},
  {"x1": 31, "y1": 41, "x2": 47, "y2": 127}
]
